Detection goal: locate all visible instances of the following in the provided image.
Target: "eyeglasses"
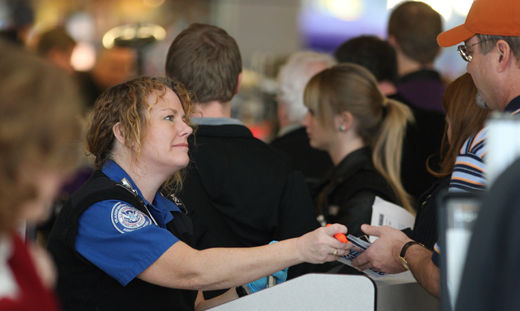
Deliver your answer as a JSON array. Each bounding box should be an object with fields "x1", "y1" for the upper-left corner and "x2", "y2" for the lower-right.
[{"x1": 457, "y1": 40, "x2": 490, "y2": 62}]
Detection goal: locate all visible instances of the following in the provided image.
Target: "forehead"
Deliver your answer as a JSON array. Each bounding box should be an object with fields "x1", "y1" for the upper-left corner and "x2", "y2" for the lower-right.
[{"x1": 147, "y1": 88, "x2": 184, "y2": 113}]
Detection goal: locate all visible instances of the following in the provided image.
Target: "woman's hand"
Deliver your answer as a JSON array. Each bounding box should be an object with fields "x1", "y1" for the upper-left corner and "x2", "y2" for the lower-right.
[{"x1": 295, "y1": 223, "x2": 352, "y2": 264}]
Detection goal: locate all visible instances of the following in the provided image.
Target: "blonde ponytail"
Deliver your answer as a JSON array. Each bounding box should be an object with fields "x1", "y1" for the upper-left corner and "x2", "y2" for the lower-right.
[{"x1": 372, "y1": 98, "x2": 415, "y2": 214}]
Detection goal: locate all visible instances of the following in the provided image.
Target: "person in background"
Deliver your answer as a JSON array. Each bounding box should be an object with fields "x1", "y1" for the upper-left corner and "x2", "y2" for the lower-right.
[
  {"x1": 0, "y1": 0, "x2": 33, "y2": 46},
  {"x1": 303, "y1": 63, "x2": 414, "y2": 237},
  {"x1": 76, "y1": 46, "x2": 137, "y2": 109},
  {"x1": 36, "y1": 26, "x2": 77, "y2": 74},
  {"x1": 436, "y1": 0, "x2": 520, "y2": 309},
  {"x1": 349, "y1": 75, "x2": 493, "y2": 298},
  {"x1": 0, "y1": 39, "x2": 83, "y2": 310},
  {"x1": 388, "y1": 1, "x2": 445, "y2": 113},
  {"x1": 411, "y1": 73, "x2": 489, "y2": 249},
  {"x1": 438, "y1": 0, "x2": 520, "y2": 193},
  {"x1": 270, "y1": 51, "x2": 335, "y2": 184},
  {"x1": 334, "y1": 35, "x2": 445, "y2": 202},
  {"x1": 165, "y1": 23, "x2": 320, "y2": 297},
  {"x1": 46, "y1": 76, "x2": 350, "y2": 311}
]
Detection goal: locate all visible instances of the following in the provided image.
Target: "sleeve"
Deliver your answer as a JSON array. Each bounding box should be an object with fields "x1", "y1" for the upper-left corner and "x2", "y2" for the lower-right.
[
  {"x1": 449, "y1": 129, "x2": 487, "y2": 193},
  {"x1": 75, "y1": 200, "x2": 179, "y2": 286}
]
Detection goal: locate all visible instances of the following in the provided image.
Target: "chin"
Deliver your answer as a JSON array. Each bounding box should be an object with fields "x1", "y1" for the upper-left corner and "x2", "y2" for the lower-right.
[
  {"x1": 176, "y1": 156, "x2": 190, "y2": 169},
  {"x1": 309, "y1": 140, "x2": 323, "y2": 150}
]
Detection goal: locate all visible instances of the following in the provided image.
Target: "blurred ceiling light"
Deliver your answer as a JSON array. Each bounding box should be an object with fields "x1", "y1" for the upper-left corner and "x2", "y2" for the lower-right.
[
  {"x1": 143, "y1": 0, "x2": 165, "y2": 8},
  {"x1": 386, "y1": 0, "x2": 401, "y2": 10},
  {"x1": 322, "y1": 0, "x2": 363, "y2": 21},
  {"x1": 102, "y1": 23, "x2": 166, "y2": 49},
  {"x1": 424, "y1": 1, "x2": 452, "y2": 20},
  {"x1": 71, "y1": 42, "x2": 96, "y2": 71},
  {"x1": 452, "y1": 0, "x2": 473, "y2": 16},
  {"x1": 67, "y1": 12, "x2": 95, "y2": 42}
]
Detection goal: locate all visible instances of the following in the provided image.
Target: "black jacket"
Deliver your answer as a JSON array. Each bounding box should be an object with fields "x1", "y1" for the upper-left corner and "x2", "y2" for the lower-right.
[
  {"x1": 181, "y1": 123, "x2": 318, "y2": 247},
  {"x1": 47, "y1": 170, "x2": 197, "y2": 311},
  {"x1": 313, "y1": 147, "x2": 398, "y2": 237},
  {"x1": 270, "y1": 126, "x2": 333, "y2": 184},
  {"x1": 180, "y1": 123, "x2": 319, "y2": 296},
  {"x1": 390, "y1": 92, "x2": 445, "y2": 202}
]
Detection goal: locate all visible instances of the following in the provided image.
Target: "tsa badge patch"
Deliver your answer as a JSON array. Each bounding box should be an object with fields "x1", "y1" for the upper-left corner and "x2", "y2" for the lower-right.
[{"x1": 111, "y1": 202, "x2": 151, "y2": 233}]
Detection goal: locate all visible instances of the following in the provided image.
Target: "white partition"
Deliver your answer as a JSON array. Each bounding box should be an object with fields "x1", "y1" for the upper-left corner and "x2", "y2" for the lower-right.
[
  {"x1": 210, "y1": 273, "x2": 438, "y2": 311},
  {"x1": 210, "y1": 274, "x2": 375, "y2": 311}
]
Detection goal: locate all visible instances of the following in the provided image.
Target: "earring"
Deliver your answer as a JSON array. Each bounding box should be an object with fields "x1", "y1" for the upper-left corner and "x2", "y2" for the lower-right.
[{"x1": 338, "y1": 125, "x2": 346, "y2": 132}]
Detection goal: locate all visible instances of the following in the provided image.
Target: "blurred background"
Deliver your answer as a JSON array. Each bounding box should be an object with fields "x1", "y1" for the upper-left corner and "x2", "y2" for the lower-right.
[{"x1": 0, "y1": 0, "x2": 472, "y2": 141}]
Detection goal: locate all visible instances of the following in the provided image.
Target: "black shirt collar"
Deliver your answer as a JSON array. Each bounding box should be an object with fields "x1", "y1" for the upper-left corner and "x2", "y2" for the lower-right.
[
  {"x1": 398, "y1": 69, "x2": 442, "y2": 84},
  {"x1": 504, "y1": 96, "x2": 520, "y2": 114}
]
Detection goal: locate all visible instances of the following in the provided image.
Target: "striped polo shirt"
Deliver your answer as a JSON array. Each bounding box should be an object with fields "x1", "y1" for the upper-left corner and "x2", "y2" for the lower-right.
[{"x1": 449, "y1": 96, "x2": 520, "y2": 192}]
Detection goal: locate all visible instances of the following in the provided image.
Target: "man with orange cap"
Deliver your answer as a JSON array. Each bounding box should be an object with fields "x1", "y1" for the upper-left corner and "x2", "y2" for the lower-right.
[
  {"x1": 438, "y1": 0, "x2": 520, "y2": 193},
  {"x1": 352, "y1": 0, "x2": 520, "y2": 302},
  {"x1": 437, "y1": 1, "x2": 520, "y2": 309}
]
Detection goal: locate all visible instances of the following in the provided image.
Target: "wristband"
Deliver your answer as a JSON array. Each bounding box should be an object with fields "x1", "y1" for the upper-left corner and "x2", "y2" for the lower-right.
[{"x1": 399, "y1": 241, "x2": 424, "y2": 270}]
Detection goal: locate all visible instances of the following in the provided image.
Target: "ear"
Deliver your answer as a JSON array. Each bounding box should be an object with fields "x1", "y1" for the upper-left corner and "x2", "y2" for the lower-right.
[
  {"x1": 234, "y1": 72, "x2": 242, "y2": 95},
  {"x1": 335, "y1": 111, "x2": 354, "y2": 132},
  {"x1": 496, "y1": 39, "x2": 512, "y2": 73},
  {"x1": 113, "y1": 122, "x2": 125, "y2": 145}
]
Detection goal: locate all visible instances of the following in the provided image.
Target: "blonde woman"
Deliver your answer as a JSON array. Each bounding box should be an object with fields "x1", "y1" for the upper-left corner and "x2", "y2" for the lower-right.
[{"x1": 303, "y1": 63, "x2": 414, "y2": 236}]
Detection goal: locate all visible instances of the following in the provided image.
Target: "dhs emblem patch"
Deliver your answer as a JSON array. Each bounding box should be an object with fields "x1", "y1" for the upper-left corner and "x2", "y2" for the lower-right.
[{"x1": 111, "y1": 202, "x2": 151, "y2": 233}]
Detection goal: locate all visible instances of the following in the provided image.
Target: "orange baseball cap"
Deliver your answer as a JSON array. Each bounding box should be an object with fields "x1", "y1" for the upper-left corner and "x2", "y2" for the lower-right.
[{"x1": 437, "y1": 0, "x2": 520, "y2": 47}]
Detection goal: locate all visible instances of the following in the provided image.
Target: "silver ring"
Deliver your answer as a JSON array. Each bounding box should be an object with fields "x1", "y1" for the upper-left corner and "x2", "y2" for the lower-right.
[{"x1": 333, "y1": 249, "x2": 338, "y2": 256}]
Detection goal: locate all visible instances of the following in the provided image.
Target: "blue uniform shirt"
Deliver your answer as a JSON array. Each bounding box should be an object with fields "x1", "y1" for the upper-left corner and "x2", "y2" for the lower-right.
[{"x1": 75, "y1": 160, "x2": 180, "y2": 286}]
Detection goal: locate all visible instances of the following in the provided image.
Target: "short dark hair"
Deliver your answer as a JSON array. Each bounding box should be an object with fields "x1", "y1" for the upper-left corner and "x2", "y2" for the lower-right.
[
  {"x1": 36, "y1": 26, "x2": 76, "y2": 56},
  {"x1": 165, "y1": 23, "x2": 242, "y2": 104},
  {"x1": 477, "y1": 34, "x2": 520, "y2": 61},
  {"x1": 334, "y1": 35, "x2": 398, "y2": 84},
  {"x1": 388, "y1": 1, "x2": 442, "y2": 64}
]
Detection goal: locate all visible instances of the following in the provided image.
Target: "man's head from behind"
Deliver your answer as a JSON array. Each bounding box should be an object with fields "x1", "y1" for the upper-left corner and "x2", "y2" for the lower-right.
[
  {"x1": 165, "y1": 23, "x2": 242, "y2": 104},
  {"x1": 388, "y1": 1, "x2": 442, "y2": 65},
  {"x1": 36, "y1": 26, "x2": 76, "y2": 73},
  {"x1": 437, "y1": 0, "x2": 520, "y2": 111},
  {"x1": 277, "y1": 51, "x2": 335, "y2": 127},
  {"x1": 335, "y1": 35, "x2": 398, "y2": 85}
]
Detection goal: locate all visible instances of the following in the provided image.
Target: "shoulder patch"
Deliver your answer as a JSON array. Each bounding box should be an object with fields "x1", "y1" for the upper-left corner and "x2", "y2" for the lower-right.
[{"x1": 111, "y1": 202, "x2": 152, "y2": 233}]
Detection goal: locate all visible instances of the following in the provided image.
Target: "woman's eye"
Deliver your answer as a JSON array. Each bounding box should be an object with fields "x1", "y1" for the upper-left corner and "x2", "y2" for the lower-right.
[{"x1": 165, "y1": 115, "x2": 174, "y2": 121}]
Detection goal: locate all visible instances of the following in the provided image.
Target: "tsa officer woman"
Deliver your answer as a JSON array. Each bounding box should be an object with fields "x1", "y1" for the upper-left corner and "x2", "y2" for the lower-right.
[{"x1": 47, "y1": 76, "x2": 351, "y2": 311}]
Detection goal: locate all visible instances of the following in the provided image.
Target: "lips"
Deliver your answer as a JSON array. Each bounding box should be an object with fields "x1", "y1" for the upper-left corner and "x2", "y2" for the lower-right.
[{"x1": 173, "y1": 143, "x2": 189, "y2": 148}]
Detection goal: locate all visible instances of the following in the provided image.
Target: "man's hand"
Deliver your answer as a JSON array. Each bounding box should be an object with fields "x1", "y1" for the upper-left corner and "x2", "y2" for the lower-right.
[{"x1": 351, "y1": 224, "x2": 412, "y2": 273}]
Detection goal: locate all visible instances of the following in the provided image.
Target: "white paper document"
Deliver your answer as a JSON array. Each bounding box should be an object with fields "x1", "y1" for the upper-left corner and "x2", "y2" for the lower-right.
[
  {"x1": 336, "y1": 234, "x2": 416, "y2": 282},
  {"x1": 336, "y1": 196, "x2": 416, "y2": 280},
  {"x1": 369, "y1": 196, "x2": 415, "y2": 243}
]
